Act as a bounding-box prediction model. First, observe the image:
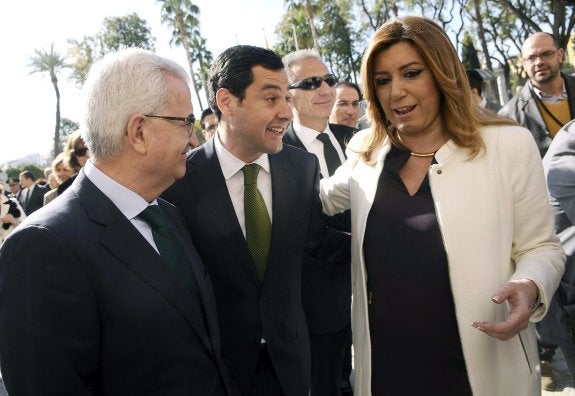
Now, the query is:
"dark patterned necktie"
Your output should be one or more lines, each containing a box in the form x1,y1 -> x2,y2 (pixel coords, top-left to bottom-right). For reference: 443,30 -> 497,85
243,164 -> 271,282
138,205 -> 197,292
316,133 -> 341,176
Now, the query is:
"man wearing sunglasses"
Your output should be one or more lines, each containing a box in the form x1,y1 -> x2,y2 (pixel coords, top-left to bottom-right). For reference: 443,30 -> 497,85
499,32 -> 575,158
0,49 -> 233,395
282,49 -> 355,396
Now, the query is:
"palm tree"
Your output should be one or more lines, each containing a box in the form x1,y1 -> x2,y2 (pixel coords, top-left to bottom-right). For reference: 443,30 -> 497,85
158,0 -> 205,110
29,44 -> 69,157
286,0 -> 320,51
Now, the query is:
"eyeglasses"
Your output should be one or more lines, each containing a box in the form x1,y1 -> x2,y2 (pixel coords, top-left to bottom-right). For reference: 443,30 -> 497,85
522,50 -> 558,64
74,147 -> 89,157
144,114 -> 196,137
289,74 -> 338,90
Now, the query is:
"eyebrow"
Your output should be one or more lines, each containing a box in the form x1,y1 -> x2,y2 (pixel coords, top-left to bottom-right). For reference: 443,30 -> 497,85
374,61 -> 424,75
259,83 -> 283,92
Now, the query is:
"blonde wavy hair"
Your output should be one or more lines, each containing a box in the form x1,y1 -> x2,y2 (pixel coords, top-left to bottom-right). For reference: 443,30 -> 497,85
359,16 -> 515,163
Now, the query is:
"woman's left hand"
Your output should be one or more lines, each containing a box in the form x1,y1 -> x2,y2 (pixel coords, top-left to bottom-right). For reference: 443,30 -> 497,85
471,279 -> 539,341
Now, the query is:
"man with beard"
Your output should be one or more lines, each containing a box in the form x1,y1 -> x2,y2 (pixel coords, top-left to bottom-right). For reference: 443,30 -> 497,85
499,32 -> 575,391
499,32 -> 575,158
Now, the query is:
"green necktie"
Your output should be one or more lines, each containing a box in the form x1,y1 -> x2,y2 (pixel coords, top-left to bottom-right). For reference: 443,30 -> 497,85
316,133 -> 341,176
243,164 -> 271,282
138,205 -> 197,293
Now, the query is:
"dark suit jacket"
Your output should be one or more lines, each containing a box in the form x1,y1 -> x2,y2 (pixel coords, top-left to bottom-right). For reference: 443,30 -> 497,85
0,171 -> 232,396
23,183 -> 49,215
162,141 -> 324,396
283,123 -> 354,334
499,72 -> 575,157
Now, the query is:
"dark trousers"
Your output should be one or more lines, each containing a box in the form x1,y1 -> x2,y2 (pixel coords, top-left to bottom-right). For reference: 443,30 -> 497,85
539,297 -> 575,380
537,322 -> 558,362
309,324 -> 351,396
248,345 -> 285,396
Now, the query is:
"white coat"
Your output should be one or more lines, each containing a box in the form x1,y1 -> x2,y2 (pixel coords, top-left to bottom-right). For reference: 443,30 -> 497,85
320,125 -> 565,396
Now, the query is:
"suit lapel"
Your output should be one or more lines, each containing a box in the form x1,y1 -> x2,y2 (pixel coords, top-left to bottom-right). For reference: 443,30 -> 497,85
73,173 -> 212,352
267,150 -> 296,264
187,141 -> 261,286
329,123 -> 355,156
284,123 -> 306,151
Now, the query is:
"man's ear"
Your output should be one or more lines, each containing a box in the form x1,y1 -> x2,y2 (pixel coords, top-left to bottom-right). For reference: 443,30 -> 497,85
216,88 -> 234,117
126,113 -> 148,154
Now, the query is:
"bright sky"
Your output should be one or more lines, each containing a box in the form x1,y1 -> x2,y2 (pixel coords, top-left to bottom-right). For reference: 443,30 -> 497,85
0,0 -> 285,163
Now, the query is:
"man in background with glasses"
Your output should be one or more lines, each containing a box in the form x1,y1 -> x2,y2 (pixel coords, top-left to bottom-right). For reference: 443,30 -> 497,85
500,32 -> 575,391
282,49 -> 355,396
200,107 -> 218,143
0,48 -> 233,395
499,32 -> 575,158
329,82 -> 363,129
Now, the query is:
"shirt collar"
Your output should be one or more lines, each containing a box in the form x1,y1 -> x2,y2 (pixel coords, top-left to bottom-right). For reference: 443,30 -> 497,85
83,159 -> 154,220
214,131 -> 270,180
530,79 -> 568,100
292,121 -> 331,145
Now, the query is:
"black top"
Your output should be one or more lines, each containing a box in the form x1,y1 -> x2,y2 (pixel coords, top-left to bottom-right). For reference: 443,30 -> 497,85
363,147 -> 472,395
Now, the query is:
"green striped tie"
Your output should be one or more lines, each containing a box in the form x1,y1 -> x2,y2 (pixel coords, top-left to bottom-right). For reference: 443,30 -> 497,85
243,164 -> 271,282
138,205 -> 197,293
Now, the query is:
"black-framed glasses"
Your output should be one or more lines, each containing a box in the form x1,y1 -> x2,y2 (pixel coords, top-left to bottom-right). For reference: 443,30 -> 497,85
74,147 -> 89,157
144,114 -> 196,137
289,74 -> 338,90
523,50 -> 558,64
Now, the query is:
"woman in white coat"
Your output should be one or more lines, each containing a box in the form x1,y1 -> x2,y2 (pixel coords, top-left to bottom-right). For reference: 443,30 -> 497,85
320,16 -> 565,395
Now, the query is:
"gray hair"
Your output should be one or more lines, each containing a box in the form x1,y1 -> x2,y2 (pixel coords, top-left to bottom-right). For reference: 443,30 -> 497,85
282,48 -> 322,83
80,48 -> 190,161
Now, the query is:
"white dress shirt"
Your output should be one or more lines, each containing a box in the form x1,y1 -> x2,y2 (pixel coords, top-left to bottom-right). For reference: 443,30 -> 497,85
291,121 -> 345,178
214,132 -> 273,237
83,160 -> 161,252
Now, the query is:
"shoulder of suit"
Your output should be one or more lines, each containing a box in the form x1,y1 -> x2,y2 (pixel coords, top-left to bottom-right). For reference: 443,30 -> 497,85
329,123 -> 357,134
480,124 -> 540,157
279,142 -> 316,160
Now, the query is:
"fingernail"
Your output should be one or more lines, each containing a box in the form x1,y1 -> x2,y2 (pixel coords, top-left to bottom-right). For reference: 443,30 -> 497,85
491,295 -> 500,303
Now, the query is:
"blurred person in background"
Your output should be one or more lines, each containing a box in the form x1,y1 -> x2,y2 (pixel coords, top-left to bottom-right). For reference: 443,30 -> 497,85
43,153 -> 74,205
329,82 -> 362,130
0,184 -> 25,244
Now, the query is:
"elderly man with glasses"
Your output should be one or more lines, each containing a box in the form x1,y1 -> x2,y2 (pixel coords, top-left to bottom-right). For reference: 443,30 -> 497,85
0,48 -> 233,395
499,32 -> 575,158
282,48 -> 355,396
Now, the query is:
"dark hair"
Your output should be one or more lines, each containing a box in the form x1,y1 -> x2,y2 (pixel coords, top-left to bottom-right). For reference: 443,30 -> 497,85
466,69 -> 483,96
334,81 -> 362,100
19,170 -> 35,181
200,108 -> 214,129
208,45 -> 284,118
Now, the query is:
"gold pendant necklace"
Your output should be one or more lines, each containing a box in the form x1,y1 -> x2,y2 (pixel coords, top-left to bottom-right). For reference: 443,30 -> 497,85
410,151 -> 436,157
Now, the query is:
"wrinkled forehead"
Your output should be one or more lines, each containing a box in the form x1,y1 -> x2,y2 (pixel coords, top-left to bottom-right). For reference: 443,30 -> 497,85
522,35 -> 556,56
290,58 -> 330,81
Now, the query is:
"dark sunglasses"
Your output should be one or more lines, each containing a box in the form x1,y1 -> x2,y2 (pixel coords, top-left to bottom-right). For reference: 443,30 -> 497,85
74,147 -> 89,157
289,74 -> 338,90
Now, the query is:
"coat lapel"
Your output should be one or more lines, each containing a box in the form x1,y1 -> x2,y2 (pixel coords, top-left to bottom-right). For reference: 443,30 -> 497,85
267,150 -> 296,264
73,173 -> 212,352
187,141 -> 261,286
